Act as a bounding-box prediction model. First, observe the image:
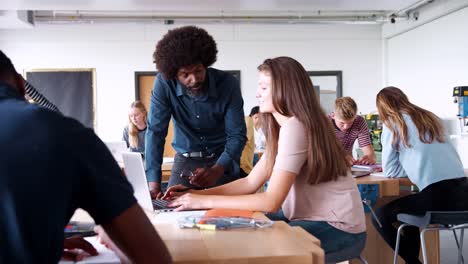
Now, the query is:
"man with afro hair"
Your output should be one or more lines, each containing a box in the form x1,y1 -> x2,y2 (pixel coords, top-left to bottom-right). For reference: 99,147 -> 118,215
146,26 -> 247,198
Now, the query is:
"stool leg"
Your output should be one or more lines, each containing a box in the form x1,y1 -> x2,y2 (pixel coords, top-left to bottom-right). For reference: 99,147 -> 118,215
460,229 -> 464,264
394,224 -> 409,264
452,229 -> 465,264
421,229 -> 429,264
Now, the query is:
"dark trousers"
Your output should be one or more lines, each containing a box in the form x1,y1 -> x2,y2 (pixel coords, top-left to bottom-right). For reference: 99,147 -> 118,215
167,153 -> 240,188
372,177 -> 468,264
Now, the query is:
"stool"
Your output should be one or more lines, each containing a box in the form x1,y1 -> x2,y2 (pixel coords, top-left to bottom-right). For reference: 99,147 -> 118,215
394,211 -> 468,264
325,235 -> 368,264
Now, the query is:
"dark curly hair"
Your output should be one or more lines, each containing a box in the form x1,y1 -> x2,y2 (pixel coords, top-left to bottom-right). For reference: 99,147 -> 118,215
153,26 -> 218,80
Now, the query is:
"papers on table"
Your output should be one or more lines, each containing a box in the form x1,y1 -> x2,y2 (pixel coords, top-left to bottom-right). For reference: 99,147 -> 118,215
59,236 -> 120,264
152,210 -> 206,224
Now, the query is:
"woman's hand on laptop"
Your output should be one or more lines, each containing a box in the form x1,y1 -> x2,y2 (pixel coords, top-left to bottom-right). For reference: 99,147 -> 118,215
162,184 -> 191,200
168,193 -> 208,211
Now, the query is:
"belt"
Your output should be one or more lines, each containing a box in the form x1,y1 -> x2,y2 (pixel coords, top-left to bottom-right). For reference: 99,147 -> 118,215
181,151 -> 216,158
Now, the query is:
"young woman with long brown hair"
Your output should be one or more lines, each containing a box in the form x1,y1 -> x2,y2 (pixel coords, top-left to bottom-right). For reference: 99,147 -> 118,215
374,87 -> 468,264
164,57 -> 366,259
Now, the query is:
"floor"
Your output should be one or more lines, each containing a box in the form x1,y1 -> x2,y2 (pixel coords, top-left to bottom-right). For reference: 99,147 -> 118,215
440,230 -> 467,264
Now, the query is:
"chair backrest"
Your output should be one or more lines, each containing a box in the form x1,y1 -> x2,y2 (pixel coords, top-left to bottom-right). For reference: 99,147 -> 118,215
428,211 -> 468,226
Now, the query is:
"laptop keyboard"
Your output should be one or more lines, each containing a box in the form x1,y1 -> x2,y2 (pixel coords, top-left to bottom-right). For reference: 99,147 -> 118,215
152,199 -> 174,211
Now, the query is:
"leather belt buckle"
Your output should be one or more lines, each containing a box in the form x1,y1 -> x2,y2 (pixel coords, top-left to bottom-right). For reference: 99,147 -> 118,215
182,151 -> 216,158
182,151 -> 204,158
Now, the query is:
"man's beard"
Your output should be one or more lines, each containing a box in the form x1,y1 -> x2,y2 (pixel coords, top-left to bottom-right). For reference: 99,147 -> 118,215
185,83 -> 205,97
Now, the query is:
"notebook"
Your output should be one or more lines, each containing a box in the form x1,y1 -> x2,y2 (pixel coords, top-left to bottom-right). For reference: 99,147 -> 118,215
352,163 -> 382,172
351,169 -> 371,178
122,152 -> 175,212
104,141 -> 127,164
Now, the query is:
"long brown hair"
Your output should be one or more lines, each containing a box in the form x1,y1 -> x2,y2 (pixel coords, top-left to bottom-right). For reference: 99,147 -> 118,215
376,86 -> 444,149
128,100 -> 147,148
258,57 -> 349,184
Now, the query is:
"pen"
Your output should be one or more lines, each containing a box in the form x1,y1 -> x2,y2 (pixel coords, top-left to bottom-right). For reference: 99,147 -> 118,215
195,224 -> 217,230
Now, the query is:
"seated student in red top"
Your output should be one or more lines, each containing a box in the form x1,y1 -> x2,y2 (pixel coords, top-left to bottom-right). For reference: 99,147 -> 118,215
328,96 -> 376,165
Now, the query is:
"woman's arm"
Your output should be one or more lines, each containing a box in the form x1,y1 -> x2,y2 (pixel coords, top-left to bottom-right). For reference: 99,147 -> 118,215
381,125 -> 407,177
163,156 -> 269,199
169,164 -> 297,213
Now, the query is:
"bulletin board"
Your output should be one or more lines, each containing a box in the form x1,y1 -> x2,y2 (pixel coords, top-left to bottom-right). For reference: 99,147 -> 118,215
25,69 -> 96,128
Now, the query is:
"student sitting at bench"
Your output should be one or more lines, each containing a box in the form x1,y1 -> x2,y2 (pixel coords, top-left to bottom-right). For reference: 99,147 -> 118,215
164,56 -> 366,259
0,50 -> 172,264
374,86 -> 468,264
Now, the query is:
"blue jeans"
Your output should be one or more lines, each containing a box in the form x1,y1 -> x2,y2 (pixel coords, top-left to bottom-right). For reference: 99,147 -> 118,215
266,210 -> 366,255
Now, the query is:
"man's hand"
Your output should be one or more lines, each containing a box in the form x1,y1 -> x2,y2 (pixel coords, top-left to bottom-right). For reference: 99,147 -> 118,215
355,154 -> 376,165
94,226 -> 131,264
62,237 -> 98,261
148,182 -> 163,199
189,164 -> 225,187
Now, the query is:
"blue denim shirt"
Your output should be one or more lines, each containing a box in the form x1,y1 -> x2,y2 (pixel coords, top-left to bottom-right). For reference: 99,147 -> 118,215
145,68 -> 247,183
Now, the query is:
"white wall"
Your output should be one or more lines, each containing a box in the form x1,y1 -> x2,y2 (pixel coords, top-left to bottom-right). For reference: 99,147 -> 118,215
0,23 -> 382,140
383,5 -> 468,120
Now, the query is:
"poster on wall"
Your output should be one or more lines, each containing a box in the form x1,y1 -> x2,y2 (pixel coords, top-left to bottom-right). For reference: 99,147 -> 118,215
25,69 -> 96,128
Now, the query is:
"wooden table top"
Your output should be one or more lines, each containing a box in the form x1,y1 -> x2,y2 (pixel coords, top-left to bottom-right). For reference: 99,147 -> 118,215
355,175 -> 413,197
72,210 -> 325,264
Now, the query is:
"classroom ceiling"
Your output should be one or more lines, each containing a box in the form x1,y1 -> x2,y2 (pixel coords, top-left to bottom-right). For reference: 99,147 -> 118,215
3,0 -> 427,11
1,0 -> 434,26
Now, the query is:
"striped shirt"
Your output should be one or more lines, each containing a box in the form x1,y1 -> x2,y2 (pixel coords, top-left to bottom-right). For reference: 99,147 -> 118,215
328,114 -> 371,153
25,81 -> 61,113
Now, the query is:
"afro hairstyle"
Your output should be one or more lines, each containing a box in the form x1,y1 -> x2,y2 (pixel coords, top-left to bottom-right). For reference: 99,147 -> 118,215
153,26 -> 218,80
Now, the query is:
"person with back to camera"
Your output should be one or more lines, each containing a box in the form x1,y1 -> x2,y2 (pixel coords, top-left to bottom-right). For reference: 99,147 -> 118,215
163,56 -> 367,261
145,25 -> 246,198
328,96 -> 376,165
373,86 -> 468,264
0,50 -> 172,264
122,100 -> 147,156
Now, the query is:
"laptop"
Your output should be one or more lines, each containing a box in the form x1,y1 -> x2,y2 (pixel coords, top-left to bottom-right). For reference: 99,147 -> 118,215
122,152 -> 175,212
105,141 -> 127,164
